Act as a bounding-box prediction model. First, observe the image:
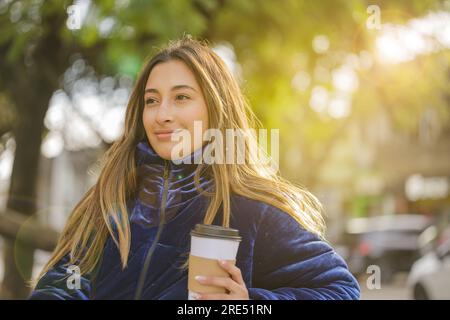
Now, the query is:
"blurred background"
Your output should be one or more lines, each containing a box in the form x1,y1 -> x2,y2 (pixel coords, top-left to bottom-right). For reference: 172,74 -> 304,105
0,0 -> 450,300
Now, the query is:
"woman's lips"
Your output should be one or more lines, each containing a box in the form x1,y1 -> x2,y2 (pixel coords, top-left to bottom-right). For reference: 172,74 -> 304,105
154,129 -> 181,140
155,132 -> 173,140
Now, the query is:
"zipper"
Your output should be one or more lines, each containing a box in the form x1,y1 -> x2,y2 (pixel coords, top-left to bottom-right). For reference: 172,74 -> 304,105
134,160 -> 170,300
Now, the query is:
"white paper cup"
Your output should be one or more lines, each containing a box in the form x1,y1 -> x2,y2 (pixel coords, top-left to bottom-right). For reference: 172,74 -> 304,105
188,224 -> 242,300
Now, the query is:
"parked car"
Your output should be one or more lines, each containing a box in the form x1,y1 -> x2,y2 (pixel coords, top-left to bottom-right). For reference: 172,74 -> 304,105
343,214 -> 431,283
407,228 -> 450,299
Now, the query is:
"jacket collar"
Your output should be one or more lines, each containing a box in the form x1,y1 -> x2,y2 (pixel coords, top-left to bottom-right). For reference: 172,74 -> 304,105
132,139 -> 213,228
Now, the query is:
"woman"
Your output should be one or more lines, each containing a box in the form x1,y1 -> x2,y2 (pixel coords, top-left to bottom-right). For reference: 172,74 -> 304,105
30,36 -> 360,300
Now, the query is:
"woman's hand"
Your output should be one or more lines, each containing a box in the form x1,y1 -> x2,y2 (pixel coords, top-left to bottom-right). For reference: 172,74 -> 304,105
192,260 -> 249,300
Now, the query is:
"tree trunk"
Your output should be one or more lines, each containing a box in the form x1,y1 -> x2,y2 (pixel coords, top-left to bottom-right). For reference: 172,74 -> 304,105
0,82 -> 50,298
1,59 -> 54,299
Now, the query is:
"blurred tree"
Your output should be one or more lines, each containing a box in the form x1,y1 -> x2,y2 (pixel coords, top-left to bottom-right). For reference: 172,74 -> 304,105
208,0 -> 450,188
0,1 -> 70,299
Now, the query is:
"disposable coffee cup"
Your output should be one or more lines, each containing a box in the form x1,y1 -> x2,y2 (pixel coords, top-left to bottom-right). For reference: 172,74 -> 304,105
188,223 -> 242,300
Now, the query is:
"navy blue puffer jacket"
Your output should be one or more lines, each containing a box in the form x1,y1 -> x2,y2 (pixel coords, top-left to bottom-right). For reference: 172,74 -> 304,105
30,140 -> 360,300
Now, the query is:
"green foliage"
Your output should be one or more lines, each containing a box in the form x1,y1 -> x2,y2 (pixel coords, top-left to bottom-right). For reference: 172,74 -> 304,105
0,0 -> 448,187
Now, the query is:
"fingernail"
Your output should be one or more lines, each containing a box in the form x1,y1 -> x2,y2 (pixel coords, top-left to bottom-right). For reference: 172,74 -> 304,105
192,293 -> 202,300
191,292 -> 201,300
195,275 -> 206,282
220,260 -> 227,265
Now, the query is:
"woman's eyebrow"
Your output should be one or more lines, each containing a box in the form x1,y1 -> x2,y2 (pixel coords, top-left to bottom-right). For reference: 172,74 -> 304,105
172,84 -> 197,92
144,85 -> 197,94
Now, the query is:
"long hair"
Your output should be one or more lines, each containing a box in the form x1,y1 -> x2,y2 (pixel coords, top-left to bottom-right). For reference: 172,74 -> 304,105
33,36 -> 325,285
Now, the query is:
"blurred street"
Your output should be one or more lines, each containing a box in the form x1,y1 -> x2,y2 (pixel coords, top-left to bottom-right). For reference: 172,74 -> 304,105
359,273 -> 410,300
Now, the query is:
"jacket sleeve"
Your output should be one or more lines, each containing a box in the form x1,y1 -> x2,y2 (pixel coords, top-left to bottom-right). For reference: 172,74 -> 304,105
29,254 -> 91,300
248,206 -> 360,300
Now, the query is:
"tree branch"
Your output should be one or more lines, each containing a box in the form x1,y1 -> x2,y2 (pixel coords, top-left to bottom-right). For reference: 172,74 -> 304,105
0,209 -> 59,252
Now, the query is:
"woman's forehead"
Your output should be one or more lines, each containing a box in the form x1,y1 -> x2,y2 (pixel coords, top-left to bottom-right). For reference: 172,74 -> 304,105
145,60 -> 199,91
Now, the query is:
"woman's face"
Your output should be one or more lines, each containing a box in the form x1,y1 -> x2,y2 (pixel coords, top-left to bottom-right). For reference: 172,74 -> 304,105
143,59 -> 209,160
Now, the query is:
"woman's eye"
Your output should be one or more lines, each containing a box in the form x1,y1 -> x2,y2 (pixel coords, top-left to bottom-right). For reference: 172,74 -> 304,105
176,94 -> 190,101
145,98 -> 157,105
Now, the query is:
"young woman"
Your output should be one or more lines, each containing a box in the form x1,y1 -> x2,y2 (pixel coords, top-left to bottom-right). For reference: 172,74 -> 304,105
30,37 -> 360,300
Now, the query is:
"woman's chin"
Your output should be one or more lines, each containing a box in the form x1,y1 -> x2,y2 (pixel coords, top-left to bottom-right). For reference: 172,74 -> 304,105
153,146 -> 184,161
150,141 -> 198,162
154,148 -> 173,160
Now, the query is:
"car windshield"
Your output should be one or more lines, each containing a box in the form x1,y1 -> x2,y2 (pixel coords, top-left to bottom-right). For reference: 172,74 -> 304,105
361,230 -> 422,250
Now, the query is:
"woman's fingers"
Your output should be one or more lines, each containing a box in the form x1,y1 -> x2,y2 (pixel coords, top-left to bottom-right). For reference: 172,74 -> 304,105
195,292 -> 239,300
195,275 -> 240,293
193,261 -> 249,300
217,259 -> 245,285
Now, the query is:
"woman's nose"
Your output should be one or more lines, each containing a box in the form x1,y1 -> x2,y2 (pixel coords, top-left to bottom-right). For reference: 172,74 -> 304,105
155,99 -> 175,124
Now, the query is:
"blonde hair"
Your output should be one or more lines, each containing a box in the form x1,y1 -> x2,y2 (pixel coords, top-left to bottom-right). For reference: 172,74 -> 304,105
33,36 -> 325,287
